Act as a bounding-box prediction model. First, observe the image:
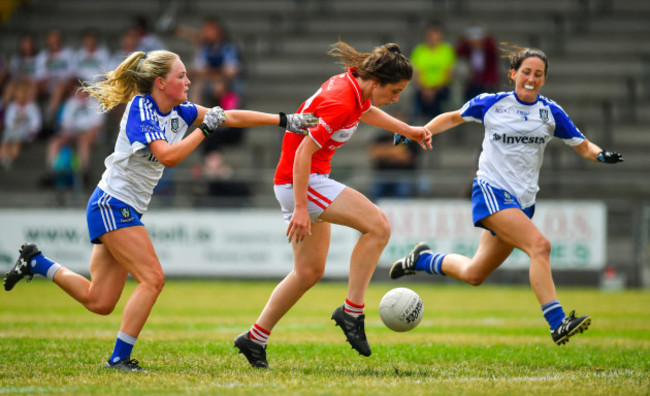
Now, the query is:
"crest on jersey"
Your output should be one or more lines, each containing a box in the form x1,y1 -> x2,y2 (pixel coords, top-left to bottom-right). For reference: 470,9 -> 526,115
120,207 -> 131,219
171,117 -> 179,133
539,109 -> 549,122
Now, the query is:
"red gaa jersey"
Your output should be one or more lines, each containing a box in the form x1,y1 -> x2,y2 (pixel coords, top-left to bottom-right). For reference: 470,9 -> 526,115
273,68 -> 371,184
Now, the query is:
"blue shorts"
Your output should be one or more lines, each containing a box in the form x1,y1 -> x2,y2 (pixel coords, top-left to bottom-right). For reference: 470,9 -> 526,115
471,178 -> 534,233
87,187 -> 144,244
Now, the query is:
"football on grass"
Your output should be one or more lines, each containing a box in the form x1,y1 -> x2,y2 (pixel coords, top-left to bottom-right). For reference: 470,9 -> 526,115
379,287 -> 424,332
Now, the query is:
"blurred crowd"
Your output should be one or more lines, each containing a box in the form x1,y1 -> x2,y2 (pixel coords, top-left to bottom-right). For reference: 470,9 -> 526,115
0,16 -> 246,202
1,16 -> 501,204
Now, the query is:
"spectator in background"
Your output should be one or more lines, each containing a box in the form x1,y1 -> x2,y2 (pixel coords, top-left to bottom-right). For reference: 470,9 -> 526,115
1,80 -> 41,169
0,54 -> 8,104
34,29 -> 76,130
410,21 -> 456,123
201,75 -> 245,151
100,29 -> 143,144
176,17 -> 242,105
198,150 -> 251,205
3,34 -> 39,109
455,25 -> 500,102
75,29 -> 111,83
45,82 -> 105,184
0,54 -> 8,130
132,15 -> 165,52
368,113 -> 419,201
109,29 -> 139,71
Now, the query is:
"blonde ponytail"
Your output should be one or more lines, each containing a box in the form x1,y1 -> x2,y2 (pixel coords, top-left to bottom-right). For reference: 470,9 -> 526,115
81,50 -> 179,112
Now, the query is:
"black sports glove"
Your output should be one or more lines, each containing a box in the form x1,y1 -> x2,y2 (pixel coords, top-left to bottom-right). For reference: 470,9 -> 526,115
597,151 -> 623,164
393,133 -> 412,146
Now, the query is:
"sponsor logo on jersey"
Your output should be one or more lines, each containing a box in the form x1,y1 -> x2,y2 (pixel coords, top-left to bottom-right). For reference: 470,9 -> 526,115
319,118 -> 333,134
516,109 -> 530,121
539,109 -> 549,122
331,124 -> 358,143
495,106 -> 510,114
492,133 -> 546,145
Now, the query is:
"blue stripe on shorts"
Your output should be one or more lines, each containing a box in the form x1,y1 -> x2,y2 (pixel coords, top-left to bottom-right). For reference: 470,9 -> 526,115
86,187 -> 143,244
471,178 -> 534,232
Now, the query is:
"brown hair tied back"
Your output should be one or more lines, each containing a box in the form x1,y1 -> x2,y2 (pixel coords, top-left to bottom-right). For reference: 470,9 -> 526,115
328,41 -> 413,85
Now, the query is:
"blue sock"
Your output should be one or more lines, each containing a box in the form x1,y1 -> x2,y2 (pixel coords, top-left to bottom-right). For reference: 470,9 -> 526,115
29,253 -> 62,280
541,300 -> 565,330
108,331 -> 137,364
414,253 -> 447,276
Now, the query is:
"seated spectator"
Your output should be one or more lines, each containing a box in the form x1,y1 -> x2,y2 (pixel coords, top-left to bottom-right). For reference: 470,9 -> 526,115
132,15 -> 165,52
200,151 -> 250,206
108,29 -> 139,71
455,25 -> 500,102
1,80 -> 41,169
0,54 -> 8,104
368,115 -> 419,201
0,53 -> 7,130
410,21 -> 456,123
176,17 -> 242,104
34,29 -> 77,130
45,82 -> 105,184
3,34 -> 39,109
201,75 -> 245,151
75,29 -> 111,83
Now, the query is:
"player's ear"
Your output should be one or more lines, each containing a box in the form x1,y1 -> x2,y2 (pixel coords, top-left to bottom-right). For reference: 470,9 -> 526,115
154,76 -> 166,91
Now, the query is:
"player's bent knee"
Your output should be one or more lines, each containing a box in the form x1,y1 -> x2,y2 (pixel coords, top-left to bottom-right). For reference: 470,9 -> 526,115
370,210 -> 392,246
465,276 -> 486,287
530,236 -> 552,259
138,268 -> 166,295
463,269 -> 488,286
87,300 -> 118,315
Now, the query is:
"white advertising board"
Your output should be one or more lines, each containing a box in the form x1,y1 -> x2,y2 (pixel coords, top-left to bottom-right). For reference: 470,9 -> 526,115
0,200 -> 606,279
0,209 -> 359,278
380,199 -> 607,270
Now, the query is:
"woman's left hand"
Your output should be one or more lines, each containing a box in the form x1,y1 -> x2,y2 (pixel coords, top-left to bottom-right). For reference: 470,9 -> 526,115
403,126 -> 433,150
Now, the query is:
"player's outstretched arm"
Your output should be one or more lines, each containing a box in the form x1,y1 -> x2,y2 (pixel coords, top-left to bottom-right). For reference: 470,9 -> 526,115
394,110 -> 464,146
361,107 -> 432,149
195,105 -> 318,134
572,139 -> 623,163
424,110 -> 465,136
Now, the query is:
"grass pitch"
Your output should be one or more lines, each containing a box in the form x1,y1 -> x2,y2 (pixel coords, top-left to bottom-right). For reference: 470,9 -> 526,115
1,279 -> 648,395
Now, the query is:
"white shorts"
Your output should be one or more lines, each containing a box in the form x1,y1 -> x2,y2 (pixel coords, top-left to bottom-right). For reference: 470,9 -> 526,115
274,173 -> 346,223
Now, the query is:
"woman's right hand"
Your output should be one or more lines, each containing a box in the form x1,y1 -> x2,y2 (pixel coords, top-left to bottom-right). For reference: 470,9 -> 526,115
287,207 -> 311,244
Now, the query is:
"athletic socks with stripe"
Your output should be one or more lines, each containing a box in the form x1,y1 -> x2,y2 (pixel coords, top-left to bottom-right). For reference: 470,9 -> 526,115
29,253 -> 62,281
344,299 -> 364,318
108,331 -> 137,364
541,300 -> 565,330
415,253 -> 447,276
249,323 -> 271,347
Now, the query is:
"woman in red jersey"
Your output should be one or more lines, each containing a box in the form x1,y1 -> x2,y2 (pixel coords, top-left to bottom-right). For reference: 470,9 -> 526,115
235,41 -> 433,368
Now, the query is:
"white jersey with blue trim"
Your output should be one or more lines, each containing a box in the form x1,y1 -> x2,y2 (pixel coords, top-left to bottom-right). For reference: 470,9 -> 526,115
98,94 -> 198,213
460,91 -> 585,208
